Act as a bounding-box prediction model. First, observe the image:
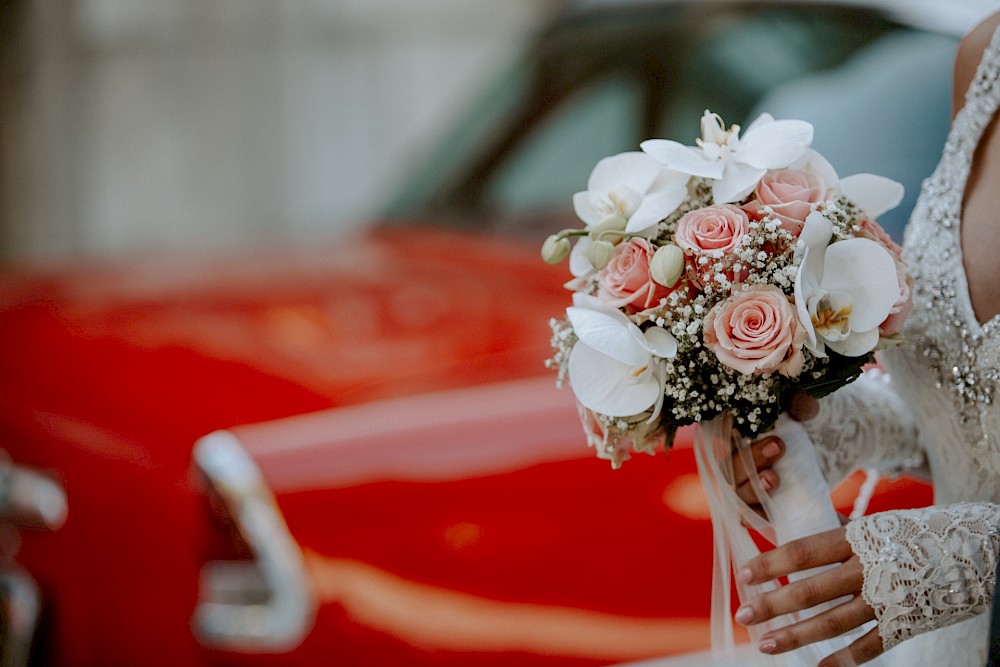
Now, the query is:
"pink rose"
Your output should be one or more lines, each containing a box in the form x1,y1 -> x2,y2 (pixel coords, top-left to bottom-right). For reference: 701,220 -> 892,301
675,204 -> 750,256
704,285 -> 805,377
744,169 -> 826,235
879,260 -> 913,336
598,237 -> 674,313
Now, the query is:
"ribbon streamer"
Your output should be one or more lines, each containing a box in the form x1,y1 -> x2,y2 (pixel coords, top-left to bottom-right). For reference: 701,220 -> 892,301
693,414 -> 883,667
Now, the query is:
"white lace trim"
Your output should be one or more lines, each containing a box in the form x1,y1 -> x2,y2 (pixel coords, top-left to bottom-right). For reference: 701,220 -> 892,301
846,503 -> 1000,651
800,369 -> 924,487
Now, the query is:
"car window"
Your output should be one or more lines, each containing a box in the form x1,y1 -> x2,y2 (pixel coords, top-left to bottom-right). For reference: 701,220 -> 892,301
388,3 -> 958,244
484,75 -> 639,215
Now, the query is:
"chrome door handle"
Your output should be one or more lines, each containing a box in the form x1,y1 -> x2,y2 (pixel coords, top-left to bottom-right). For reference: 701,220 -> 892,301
192,431 -> 315,651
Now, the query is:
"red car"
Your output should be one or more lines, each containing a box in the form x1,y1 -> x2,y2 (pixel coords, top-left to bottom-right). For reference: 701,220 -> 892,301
0,2 -> 951,665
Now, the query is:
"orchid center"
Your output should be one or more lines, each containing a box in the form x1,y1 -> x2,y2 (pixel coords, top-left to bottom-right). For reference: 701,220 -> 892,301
696,112 -> 740,155
810,292 -> 853,340
628,363 -> 652,385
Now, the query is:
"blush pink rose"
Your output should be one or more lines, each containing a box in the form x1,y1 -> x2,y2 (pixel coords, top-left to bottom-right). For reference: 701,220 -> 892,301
675,204 -> 750,256
744,169 -> 826,235
879,260 -> 913,336
704,285 -> 805,377
598,237 -> 674,313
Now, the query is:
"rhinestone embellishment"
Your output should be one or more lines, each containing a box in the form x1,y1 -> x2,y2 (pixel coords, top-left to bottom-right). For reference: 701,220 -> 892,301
906,58 -> 1000,460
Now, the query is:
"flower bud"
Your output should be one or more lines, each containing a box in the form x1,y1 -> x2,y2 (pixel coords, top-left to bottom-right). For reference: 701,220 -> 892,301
588,239 -> 615,270
541,234 -> 571,264
589,213 -> 627,242
650,244 -> 685,287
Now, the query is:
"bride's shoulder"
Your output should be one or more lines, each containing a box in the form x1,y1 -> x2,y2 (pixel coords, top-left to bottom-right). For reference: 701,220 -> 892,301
953,11 -> 1000,117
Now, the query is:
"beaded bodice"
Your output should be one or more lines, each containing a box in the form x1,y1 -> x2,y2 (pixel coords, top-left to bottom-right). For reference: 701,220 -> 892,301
798,25 -> 1000,665
886,24 -> 1000,499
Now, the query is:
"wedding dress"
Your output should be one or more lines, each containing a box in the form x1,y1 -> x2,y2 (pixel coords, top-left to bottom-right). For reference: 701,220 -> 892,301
800,24 -> 1000,667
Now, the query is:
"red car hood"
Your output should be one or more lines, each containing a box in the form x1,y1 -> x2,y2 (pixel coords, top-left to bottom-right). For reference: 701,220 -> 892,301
0,225 -> 572,423
0,225 -> 575,665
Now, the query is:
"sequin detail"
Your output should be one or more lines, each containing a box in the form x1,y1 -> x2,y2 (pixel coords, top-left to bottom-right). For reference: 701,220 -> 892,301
904,24 -> 1000,472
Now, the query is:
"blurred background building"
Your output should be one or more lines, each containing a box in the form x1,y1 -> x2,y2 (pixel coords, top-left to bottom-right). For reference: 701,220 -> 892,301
0,0 -> 560,260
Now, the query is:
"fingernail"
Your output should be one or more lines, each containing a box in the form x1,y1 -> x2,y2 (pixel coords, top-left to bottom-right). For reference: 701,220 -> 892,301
736,567 -> 753,584
734,606 -> 753,625
760,476 -> 772,492
759,638 -> 777,654
762,440 -> 781,459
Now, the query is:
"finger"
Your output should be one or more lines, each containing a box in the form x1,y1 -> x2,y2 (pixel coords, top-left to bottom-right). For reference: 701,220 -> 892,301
817,626 -> 885,667
735,557 -> 864,625
753,596 -> 874,655
736,469 -> 779,506
787,391 -> 820,422
757,596 -> 875,655
732,437 -> 785,487
738,527 -> 853,584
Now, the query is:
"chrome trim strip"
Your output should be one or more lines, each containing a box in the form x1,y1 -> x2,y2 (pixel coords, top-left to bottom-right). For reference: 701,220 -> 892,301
192,431 -> 315,652
0,567 -> 41,667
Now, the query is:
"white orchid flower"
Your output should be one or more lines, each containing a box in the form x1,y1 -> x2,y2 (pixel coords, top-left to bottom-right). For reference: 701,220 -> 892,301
790,148 -> 905,220
641,110 -> 813,205
569,152 -> 689,277
793,211 -> 899,357
838,173 -> 905,220
566,293 -> 677,418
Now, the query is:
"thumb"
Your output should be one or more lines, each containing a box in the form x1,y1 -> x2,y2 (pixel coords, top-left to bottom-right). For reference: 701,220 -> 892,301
787,391 -> 820,422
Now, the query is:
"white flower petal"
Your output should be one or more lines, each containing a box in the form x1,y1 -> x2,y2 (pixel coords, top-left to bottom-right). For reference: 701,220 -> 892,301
572,291 -> 624,316
822,238 -> 899,330
572,191 -> 603,226
742,112 -> 775,134
826,327 -> 880,357
588,152 -> 661,196
614,184 -> 643,219
790,148 -> 840,190
641,326 -> 678,358
641,139 -> 724,179
712,162 -> 765,204
793,247 -> 820,351
839,174 -> 905,219
566,306 -> 649,367
738,119 -> 813,169
567,343 -> 661,417
799,212 -> 834,257
569,237 -> 594,277
626,184 -> 687,233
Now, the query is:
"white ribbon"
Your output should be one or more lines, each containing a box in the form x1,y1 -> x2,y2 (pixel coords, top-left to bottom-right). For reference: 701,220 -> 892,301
693,413 -> 883,667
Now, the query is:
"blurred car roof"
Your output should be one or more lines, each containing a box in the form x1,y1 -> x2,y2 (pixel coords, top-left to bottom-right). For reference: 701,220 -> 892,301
387,0 -> 975,241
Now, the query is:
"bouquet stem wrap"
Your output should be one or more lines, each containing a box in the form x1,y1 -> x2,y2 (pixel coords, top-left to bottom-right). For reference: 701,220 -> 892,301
693,413 -> 882,666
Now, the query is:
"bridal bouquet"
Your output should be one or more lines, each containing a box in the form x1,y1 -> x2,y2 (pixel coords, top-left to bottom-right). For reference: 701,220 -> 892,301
543,110 -> 910,467
542,111 -> 910,665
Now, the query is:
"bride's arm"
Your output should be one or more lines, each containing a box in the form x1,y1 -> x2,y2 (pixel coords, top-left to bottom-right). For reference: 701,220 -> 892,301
846,502 -> 1000,652
798,364 -> 926,487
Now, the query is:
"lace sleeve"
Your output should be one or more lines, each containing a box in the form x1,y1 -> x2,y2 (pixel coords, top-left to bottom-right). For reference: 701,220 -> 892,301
846,503 -> 1000,651
800,368 -> 925,487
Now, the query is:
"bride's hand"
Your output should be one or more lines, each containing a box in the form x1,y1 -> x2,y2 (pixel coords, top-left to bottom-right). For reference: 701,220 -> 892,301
734,526 -> 883,667
731,391 -> 819,508
732,436 -> 784,508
